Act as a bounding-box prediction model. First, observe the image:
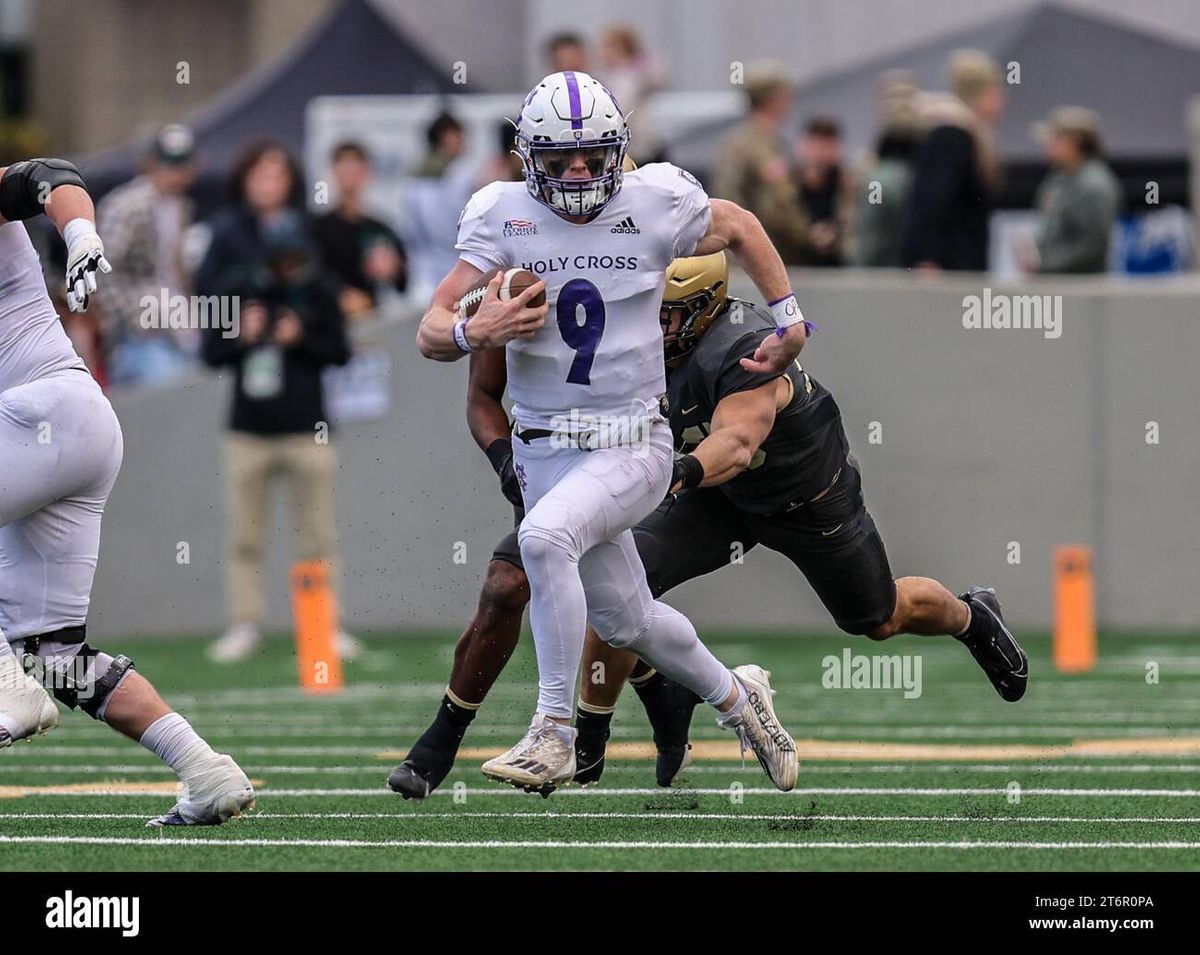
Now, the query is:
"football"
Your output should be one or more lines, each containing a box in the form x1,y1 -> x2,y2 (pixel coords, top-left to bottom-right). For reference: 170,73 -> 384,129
458,267 -> 545,317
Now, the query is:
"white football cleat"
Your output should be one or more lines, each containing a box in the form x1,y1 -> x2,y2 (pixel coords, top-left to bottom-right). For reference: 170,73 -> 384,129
146,752 -> 255,826
718,664 -> 798,792
206,623 -> 262,664
336,630 -> 363,661
481,713 -> 576,792
0,650 -> 59,748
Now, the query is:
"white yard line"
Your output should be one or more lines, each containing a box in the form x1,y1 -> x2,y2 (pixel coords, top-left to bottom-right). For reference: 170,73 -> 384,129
8,763 -> 1200,777
10,785 -> 1200,798
1,834 -> 1197,850
2,811 -> 1200,823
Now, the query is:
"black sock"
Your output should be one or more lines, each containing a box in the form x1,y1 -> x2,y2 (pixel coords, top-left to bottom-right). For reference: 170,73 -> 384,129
631,669 -> 667,707
407,695 -> 476,771
575,707 -> 613,746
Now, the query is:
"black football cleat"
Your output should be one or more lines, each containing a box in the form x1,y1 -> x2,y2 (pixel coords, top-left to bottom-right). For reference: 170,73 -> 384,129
639,676 -> 702,786
388,737 -> 458,800
957,586 -> 1029,702
388,759 -> 441,800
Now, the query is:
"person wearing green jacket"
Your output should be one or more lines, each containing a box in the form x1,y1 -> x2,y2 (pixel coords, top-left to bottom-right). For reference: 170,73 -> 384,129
1030,107 -> 1122,274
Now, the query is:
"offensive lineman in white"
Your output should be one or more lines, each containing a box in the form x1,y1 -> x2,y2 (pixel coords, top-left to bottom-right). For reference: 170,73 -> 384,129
418,73 -> 810,791
0,159 -> 254,825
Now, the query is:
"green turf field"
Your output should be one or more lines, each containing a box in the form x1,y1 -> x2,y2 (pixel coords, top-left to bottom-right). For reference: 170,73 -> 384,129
1,629 -> 1198,871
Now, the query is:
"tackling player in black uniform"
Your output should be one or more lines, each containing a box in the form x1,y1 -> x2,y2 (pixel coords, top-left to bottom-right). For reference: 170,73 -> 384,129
388,252 -> 1028,798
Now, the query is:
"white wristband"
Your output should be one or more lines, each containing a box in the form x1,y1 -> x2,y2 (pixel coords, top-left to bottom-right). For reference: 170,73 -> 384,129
768,293 -> 804,329
453,317 -> 474,353
62,217 -> 97,251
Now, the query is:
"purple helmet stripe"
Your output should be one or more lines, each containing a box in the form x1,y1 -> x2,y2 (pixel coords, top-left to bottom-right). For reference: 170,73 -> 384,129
562,71 -> 584,130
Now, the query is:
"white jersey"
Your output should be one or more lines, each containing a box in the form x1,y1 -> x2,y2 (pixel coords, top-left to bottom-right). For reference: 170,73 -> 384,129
0,221 -> 84,391
456,163 -> 711,431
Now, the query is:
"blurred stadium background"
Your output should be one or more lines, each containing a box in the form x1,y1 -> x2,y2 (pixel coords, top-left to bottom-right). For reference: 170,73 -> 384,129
1,0 -> 1193,636
1,0 -> 1199,871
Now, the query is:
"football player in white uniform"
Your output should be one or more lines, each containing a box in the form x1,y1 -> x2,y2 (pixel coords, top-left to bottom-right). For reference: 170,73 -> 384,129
417,73 -> 809,792
0,159 -> 254,826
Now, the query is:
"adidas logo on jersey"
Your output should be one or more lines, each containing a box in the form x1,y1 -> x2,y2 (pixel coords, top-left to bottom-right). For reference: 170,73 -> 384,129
611,216 -> 641,234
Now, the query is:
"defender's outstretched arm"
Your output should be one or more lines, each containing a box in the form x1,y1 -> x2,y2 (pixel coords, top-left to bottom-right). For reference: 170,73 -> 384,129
674,380 -> 780,491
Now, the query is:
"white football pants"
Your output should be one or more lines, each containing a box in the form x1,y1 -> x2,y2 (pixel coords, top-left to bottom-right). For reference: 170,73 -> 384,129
514,417 -> 734,719
0,369 -> 123,642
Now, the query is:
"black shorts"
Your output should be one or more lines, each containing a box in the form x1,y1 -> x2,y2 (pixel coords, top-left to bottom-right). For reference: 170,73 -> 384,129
490,458 -> 896,636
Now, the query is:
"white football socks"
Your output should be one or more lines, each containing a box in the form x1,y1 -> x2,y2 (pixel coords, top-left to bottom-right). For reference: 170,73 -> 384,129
139,712 -> 217,780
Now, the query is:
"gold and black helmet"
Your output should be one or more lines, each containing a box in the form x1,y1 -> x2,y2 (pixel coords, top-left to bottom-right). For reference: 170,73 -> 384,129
661,251 -> 729,366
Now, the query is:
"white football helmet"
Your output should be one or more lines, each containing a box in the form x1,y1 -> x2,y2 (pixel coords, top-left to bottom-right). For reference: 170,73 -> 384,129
514,71 -> 630,217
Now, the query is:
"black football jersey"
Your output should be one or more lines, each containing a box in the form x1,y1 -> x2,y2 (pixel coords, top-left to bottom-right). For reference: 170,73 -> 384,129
664,299 -> 847,515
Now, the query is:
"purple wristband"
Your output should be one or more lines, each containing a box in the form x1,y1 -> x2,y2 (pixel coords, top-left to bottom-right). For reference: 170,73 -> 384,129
775,320 -> 816,339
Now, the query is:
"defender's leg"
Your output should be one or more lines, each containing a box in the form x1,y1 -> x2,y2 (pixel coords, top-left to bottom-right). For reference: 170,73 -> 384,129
389,546 -> 530,799
756,461 -> 1029,702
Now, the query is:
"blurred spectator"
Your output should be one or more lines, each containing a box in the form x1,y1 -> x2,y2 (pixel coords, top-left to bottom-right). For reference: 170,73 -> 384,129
196,141 -> 355,664
711,64 -> 809,265
97,123 -> 199,386
312,140 -> 408,319
478,120 -> 524,186
794,116 -> 852,266
406,110 -> 475,297
599,24 -> 666,164
1026,107 -> 1121,274
901,50 -> 1005,272
854,73 -> 923,267
546,32 -> 589,73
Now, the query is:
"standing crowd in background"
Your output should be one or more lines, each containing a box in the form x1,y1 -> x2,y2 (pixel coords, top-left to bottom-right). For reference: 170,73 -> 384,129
79,30 -> 1128,394
713,48 -> 1123,275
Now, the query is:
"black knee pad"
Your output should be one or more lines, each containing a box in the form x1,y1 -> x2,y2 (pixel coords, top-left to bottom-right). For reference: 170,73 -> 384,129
78,651 -> 136,719
836,611 -> 894,639
22,628 -> 135,719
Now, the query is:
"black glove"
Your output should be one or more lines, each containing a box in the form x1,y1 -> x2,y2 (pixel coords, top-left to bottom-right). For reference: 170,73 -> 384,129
485,438 -> 524,508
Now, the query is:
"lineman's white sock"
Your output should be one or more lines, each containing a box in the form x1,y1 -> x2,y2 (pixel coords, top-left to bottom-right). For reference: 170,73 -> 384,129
140,712 -> 216,779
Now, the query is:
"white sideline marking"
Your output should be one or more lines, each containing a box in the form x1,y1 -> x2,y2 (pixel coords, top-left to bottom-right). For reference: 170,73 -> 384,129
256,786 -> 1200,797
44,725 -> 1198,741
11,786 -> 1200,798
3,811 -> 1200,824
8,748 -> 1200,773
4,765 -> 384,775
9,762 -> 1200,778
1,834 -> 1197,851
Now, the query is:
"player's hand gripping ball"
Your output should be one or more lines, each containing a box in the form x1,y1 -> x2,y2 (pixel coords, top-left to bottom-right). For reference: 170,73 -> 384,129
458,267 -> 548,349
